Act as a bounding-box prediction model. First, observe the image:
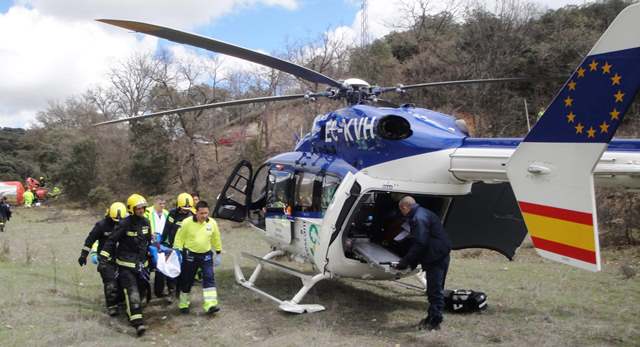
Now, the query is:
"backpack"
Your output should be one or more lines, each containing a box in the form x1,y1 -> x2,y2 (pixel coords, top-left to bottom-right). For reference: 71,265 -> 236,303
444,289 -> 488,313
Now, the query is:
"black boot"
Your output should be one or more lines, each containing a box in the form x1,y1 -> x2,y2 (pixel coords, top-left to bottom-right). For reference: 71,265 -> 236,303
136,325 -> 147,337
427,316 -> 442,331
419,315 -> 432,327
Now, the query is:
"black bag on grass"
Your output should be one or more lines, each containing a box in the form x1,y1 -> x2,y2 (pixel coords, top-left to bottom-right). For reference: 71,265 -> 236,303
444,289 -> 487,313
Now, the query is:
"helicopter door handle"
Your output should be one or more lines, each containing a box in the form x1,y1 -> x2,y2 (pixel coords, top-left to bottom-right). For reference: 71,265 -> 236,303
527,163 -> 551,175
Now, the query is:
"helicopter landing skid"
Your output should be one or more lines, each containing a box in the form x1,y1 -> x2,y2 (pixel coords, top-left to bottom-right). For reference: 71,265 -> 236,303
234,250 -> 328,314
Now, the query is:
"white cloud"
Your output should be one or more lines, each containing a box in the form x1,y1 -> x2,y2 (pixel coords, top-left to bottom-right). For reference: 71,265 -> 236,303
0,0 -> 299,128
18,0 -> 298,29
0,6 -> 158,128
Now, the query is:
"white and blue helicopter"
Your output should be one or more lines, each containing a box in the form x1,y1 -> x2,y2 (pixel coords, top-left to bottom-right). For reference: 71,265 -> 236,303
97,3 -> 640,314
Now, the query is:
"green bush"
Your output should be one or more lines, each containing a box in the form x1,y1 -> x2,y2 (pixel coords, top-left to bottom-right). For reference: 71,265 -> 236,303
87,186 -> 113,207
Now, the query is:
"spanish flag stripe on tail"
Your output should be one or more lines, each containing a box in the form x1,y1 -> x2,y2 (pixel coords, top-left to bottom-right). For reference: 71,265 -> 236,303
521,213 -> 595,250
529,236 -> 597,264
518,201 -> 592,225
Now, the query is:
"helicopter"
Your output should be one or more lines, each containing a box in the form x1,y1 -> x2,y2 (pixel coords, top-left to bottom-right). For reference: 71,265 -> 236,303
96,3 -> 640,314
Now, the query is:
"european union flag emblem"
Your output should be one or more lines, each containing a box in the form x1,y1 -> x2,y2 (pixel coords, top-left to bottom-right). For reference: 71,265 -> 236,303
526,47 -> 640,143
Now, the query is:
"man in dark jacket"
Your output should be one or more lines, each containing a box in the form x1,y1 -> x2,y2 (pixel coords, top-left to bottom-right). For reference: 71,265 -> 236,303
78,202 -> 127,316
394,196 -> 451,331
154,192 -> 194,300
0,196 -> 11,232
101,194 -> 152,337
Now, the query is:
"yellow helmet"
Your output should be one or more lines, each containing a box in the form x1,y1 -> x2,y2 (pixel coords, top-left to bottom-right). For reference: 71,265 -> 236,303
177,192 -> 194,210
106,202 -> 128,221
126,193 -> 148,213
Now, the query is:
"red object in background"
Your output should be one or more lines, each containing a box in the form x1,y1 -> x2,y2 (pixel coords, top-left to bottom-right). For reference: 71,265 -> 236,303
217,130 -> 246,146
24,177 -> 48,200
0,181 -> 25,205
26,177 -> 40,191
35,188 -> 48,200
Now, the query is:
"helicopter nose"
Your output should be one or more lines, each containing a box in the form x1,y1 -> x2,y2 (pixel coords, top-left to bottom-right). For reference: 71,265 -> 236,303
376,115 -> 413,140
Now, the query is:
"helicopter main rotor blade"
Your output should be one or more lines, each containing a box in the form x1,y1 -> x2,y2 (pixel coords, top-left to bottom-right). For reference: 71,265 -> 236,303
93,93 -> 320,126
97,19 -> 343,89
376,77 -> 532,94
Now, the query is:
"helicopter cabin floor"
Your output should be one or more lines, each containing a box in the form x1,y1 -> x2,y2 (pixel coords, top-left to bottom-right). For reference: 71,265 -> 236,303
0,206 -> 638,346
344,191 -> 449,267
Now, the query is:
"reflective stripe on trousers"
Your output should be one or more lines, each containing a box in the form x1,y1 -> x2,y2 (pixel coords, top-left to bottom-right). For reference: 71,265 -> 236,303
203,287 -> 218,311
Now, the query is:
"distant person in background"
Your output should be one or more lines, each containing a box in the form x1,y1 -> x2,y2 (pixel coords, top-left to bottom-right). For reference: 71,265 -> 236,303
0,196 -> 11,232
191,193 -> 200,214
23,189 -> 35,208
145,198 -> 168,242
191,193 -> 200,205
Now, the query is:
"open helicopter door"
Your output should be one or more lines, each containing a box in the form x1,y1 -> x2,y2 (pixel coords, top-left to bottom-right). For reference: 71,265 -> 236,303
214,160 -> 252,222
316,172 -> 361,272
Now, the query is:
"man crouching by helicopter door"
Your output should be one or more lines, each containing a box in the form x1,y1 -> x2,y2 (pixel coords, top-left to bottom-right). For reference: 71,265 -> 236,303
174,200 -> 222,315
392,196 -> 451,331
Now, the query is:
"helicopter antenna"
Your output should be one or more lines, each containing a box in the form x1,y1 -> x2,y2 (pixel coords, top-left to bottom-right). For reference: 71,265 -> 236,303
361,0 -> 370,47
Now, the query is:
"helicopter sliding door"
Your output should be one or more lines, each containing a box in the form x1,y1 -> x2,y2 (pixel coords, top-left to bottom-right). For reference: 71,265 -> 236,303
213,160 -> 253,222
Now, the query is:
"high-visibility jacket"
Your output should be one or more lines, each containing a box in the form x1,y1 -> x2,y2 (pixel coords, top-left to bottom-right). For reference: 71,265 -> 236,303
144,207 -> 169,238
24,191 -> 34,206
174,216 -> 222,254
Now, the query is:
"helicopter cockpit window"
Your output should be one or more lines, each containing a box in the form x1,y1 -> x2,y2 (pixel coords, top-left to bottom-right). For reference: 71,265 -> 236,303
266,170 -> 292,210
251,164 -> 269,205
321,175 -> 341,212
294,172 -> 320,212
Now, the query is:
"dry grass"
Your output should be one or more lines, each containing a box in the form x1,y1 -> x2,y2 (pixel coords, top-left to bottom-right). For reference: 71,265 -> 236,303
0,207 -> 638,346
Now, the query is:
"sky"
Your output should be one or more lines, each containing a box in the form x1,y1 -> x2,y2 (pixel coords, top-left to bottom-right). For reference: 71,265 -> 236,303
0,0 -> 591,128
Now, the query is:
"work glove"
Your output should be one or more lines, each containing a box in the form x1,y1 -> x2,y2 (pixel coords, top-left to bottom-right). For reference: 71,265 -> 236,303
214,253 -> 222,267
78,250 -> 88,266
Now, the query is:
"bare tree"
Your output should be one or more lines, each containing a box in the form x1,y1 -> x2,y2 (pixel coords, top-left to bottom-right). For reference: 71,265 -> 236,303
109,53 -> 164,118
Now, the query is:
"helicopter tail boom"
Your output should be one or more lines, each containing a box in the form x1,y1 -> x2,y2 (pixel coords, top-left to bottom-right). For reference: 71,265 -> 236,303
506,3 -> 640,271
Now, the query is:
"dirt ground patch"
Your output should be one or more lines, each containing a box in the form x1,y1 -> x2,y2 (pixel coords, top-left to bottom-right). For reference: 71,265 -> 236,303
0,207 -> 639,346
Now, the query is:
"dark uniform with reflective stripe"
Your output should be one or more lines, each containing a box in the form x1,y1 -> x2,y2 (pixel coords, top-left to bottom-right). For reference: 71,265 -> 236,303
154,208 -> 192,298
80,217 -> 120,310
398,205 -> 452,327
0,200 -> 11,232
101,214 -> 152,327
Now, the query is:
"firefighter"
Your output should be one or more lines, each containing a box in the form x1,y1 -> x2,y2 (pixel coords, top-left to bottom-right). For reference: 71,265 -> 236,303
78,202 -> 127,316
101,194 -> 152,337
174,200 -> 222,315
154,192 -> 194,300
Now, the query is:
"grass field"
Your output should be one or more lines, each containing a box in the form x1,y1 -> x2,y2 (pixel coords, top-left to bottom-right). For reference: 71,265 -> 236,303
0,206 -> 638,346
